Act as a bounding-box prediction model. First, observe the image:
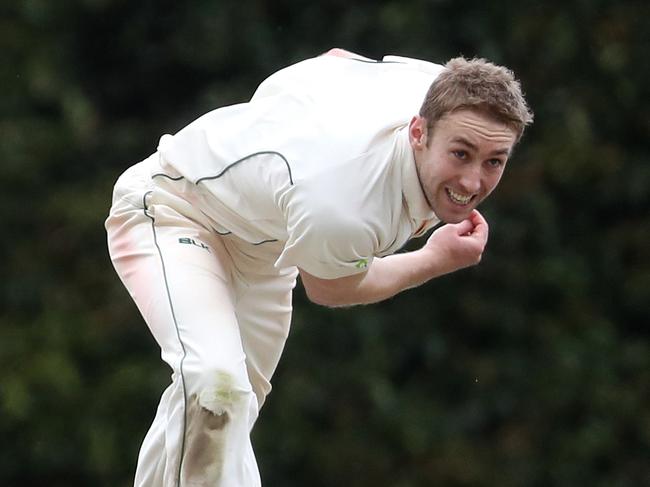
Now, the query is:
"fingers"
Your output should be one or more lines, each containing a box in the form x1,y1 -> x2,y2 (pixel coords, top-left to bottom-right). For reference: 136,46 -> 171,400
453,210 -> 489,244
454,218 -> 475,236
469,209 -> 487,228
468,210 -> 489,244
445,210 -> 490,243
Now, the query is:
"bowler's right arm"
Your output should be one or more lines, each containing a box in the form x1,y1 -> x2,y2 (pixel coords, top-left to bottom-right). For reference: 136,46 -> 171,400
300,210 -> 489,307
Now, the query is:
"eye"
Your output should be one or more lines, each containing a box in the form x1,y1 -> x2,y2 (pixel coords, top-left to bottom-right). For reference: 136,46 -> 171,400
486,158 -> 504,168
452,150 -> 467,160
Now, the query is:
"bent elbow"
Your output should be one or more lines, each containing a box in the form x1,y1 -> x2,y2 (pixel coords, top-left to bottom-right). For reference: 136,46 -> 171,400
304,285 -> 359,308
304,287 -> 342,308
299,267 -> 366,308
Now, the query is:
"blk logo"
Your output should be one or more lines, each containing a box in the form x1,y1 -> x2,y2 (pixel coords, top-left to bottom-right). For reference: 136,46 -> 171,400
178,237 -> 210,252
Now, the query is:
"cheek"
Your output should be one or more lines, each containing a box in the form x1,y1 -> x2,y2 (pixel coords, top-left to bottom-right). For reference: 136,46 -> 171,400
426,150 -> 449,174
438,157 -> 462,182
485,171 -> 504,193
417,152 -> 438,182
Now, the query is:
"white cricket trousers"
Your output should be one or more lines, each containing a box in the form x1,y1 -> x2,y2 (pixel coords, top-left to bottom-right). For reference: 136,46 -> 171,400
105,155 -> 297,487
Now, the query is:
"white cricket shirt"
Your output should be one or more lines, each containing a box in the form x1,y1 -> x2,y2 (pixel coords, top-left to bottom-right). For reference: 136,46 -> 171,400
153,54 -> 443,279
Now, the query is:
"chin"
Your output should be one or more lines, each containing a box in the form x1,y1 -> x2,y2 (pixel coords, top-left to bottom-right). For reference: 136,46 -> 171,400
440,215 -> 467,224
435,206 -> 473,224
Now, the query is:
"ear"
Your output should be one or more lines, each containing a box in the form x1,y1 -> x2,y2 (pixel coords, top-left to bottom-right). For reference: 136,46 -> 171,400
409,116 -> 428,150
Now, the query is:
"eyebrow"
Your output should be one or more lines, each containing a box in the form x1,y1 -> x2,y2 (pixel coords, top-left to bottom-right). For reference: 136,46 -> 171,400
450,137 -> 511,156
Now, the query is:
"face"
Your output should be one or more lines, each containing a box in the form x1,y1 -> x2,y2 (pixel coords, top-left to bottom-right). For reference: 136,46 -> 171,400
409,109 -> 517,223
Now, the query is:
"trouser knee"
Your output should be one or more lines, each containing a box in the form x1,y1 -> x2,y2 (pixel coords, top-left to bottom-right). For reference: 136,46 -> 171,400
189,367 -> 254,424
181,367 -> 256,483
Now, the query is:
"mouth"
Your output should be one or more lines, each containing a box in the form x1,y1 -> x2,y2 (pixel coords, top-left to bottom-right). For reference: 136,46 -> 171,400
445,187 -> 475,206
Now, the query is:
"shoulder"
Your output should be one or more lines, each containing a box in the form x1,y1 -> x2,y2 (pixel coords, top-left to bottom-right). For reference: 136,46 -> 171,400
381,55 -> 445,75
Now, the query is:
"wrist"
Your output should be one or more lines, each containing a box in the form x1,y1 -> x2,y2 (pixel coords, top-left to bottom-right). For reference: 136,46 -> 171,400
417,245 -> 456,279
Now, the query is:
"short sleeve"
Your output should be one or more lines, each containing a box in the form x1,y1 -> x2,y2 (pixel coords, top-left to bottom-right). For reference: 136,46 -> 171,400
274,192 -> 376,279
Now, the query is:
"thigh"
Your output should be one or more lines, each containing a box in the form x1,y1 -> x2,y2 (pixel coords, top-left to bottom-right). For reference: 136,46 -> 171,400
107,196 -> 248,389
232,267 -> 298,409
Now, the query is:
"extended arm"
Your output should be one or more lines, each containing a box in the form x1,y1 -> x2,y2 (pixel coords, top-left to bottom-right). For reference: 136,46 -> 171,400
300,210 -> 489,307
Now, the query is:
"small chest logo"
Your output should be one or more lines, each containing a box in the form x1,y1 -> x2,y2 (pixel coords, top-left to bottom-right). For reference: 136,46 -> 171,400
178,237 -> 210,252
355,258 -> 368,269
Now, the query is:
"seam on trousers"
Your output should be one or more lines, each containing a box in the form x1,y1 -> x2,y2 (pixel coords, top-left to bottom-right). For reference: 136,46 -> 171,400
144,191 -> 188,486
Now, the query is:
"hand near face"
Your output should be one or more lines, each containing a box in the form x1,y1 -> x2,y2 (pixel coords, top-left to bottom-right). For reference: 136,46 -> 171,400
423,209 -> 489,275
299,210 -> 490,307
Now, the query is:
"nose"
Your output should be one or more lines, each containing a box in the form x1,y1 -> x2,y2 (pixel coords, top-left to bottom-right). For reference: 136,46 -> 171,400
458,165 -> 481,194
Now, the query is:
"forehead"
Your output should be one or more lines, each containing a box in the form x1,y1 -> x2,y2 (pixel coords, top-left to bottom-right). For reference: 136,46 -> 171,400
433,109 -> 517,148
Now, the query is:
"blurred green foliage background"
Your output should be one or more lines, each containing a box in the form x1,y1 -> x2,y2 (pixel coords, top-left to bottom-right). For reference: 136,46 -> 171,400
1,0 -> 648,486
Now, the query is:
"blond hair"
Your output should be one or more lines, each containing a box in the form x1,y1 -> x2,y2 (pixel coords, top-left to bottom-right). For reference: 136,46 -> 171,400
420,57 -> 533,142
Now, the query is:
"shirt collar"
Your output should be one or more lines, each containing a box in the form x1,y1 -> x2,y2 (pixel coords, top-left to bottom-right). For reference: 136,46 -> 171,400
395,127 -> 438,223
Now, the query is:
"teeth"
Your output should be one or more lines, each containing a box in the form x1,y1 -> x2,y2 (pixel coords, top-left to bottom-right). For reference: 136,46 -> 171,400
447,188 -> 473,205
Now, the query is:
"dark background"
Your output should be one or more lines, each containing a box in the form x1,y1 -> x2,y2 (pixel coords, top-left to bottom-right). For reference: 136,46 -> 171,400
1,1 -> 648,486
